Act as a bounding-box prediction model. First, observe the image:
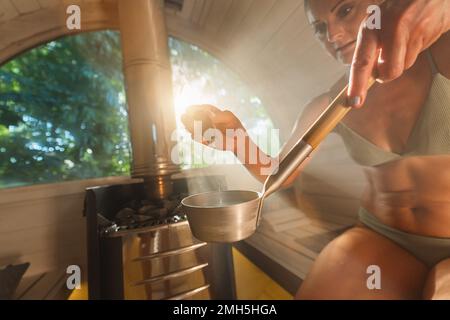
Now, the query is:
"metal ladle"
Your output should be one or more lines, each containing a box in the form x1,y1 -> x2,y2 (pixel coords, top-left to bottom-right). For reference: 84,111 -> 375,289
182,80 -> 375,243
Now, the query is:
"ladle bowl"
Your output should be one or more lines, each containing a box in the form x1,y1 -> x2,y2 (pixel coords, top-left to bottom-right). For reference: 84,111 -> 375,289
181,190 -> 261,242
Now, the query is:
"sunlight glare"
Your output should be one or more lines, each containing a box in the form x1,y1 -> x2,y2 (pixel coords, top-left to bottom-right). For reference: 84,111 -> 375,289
173,79 -> 218,129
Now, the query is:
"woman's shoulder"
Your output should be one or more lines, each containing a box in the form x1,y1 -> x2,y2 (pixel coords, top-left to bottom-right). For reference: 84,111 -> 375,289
304,93 -> 330,113
302,75 -> 347,118
292,75 -> 348,135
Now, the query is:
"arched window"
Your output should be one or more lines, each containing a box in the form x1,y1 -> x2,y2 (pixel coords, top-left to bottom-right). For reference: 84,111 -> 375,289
0,32 -> 276,188
0,31 -> 130,188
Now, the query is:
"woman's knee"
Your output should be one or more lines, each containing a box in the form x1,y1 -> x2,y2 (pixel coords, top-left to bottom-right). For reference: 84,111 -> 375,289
423,258 -> 450,300
296,227 -> 428,300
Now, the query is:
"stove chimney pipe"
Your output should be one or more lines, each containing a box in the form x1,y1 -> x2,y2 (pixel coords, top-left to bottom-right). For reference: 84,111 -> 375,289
118,0 -> 180,199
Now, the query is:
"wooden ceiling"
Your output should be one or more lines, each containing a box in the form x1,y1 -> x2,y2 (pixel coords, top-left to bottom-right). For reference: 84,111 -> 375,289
0,0 -> 346,138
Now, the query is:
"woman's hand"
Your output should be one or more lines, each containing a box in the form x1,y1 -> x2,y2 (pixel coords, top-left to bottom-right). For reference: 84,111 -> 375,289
348,0 -> 450,107
182,105 -> 277,183
181,104 -> 245,152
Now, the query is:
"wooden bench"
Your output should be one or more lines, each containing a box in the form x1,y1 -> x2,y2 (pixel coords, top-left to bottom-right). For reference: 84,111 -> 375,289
14,268 -> 75,300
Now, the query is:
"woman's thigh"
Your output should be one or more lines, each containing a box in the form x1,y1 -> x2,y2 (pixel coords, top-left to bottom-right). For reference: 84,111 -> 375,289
296,226 -> 429,300
423,258 -> 450,300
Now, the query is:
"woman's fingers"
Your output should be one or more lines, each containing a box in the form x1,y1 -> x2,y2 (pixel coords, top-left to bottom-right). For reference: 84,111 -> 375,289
348,0 -> 450,108
181,112 -> 194,134
183,105 -> 217,127
348,23 -> 379,108
377,0 -> 419,82
181,105 -> 241,150
210,110 -> 234,126
185,104 -> 220,116
377,26 -> 408,82
404,31 -> 423,71
376,0 -> 408,81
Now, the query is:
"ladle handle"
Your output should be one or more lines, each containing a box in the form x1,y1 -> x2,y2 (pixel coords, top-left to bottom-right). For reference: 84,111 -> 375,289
262,78 -> 376,198
302,78 -> 376,148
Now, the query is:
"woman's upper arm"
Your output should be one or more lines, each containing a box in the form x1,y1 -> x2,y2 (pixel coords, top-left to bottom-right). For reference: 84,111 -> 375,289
431,31 -> 450,79
278,72 -> 347,161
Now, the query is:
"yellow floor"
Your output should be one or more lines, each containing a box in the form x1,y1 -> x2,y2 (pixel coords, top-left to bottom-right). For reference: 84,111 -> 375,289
68,247 -> 293,300
232,248 -> 293,300
68,281 -> 88,300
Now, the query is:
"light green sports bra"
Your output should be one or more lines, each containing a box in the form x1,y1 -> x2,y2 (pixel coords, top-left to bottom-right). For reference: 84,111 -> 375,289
334,52 -> 450,167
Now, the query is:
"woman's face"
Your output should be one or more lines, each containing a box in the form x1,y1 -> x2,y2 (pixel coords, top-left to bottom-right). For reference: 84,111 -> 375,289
306,0 -> 380,65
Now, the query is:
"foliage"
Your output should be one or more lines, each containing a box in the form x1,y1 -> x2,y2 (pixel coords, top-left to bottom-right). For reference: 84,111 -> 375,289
0,31 -> 130,188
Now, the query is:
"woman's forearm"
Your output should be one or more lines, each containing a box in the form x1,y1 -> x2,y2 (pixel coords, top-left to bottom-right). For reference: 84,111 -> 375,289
232,135 -> 275,184
232,135 -> 303,188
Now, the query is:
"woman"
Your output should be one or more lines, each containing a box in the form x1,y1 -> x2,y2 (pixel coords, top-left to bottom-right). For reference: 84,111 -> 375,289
182,0 -> 450,299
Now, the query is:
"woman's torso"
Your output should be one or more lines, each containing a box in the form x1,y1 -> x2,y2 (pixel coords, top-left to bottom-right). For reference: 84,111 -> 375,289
333,51 -> 450,238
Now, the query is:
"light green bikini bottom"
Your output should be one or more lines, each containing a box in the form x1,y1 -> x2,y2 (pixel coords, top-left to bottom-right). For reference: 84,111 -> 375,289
359,207 -> 450,268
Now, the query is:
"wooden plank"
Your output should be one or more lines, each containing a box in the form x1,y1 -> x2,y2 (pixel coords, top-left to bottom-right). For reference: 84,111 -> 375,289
295,202 -> 357,224
178,0 -> 195,19
262,3 -> 308,52
203,0 -> 233,35
190,0 -> 212,26
252,3 -> 307,68
296,192 -> 361,218
37,0 -> 60,8
63,0 -> 83,5
0,194 -> 85,234
262,206 -> 307,224
255,26 -> 316,75
190,0 -> 204,23
0,218 -> 86,257
197,0 -> 213,26
215,0 -> 253,45
0,0 -> 119,62
0,177 -> 135,207
309,217 -> 352,231
0,0 -> 19,22
13,273 -> 43,299
261,207 -> 312,233
20,269 -> 66,299
45,268 -> 76,300
297,223 -> 331,235
258,224 -> 319,259
230,0 -> 301,67
12,0 -> 41,13
284,225 -> 316,239
293,232 -> 336,253
0,244 -> 86,280
226,0 -> 275,53
263,218 -> 311,233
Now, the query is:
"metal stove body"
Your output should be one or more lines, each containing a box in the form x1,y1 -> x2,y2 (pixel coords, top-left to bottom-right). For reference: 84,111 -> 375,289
83,176 -> 236,300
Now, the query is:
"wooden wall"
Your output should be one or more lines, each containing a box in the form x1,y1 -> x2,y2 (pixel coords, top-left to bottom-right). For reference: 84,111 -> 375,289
0,177 -> 136,278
